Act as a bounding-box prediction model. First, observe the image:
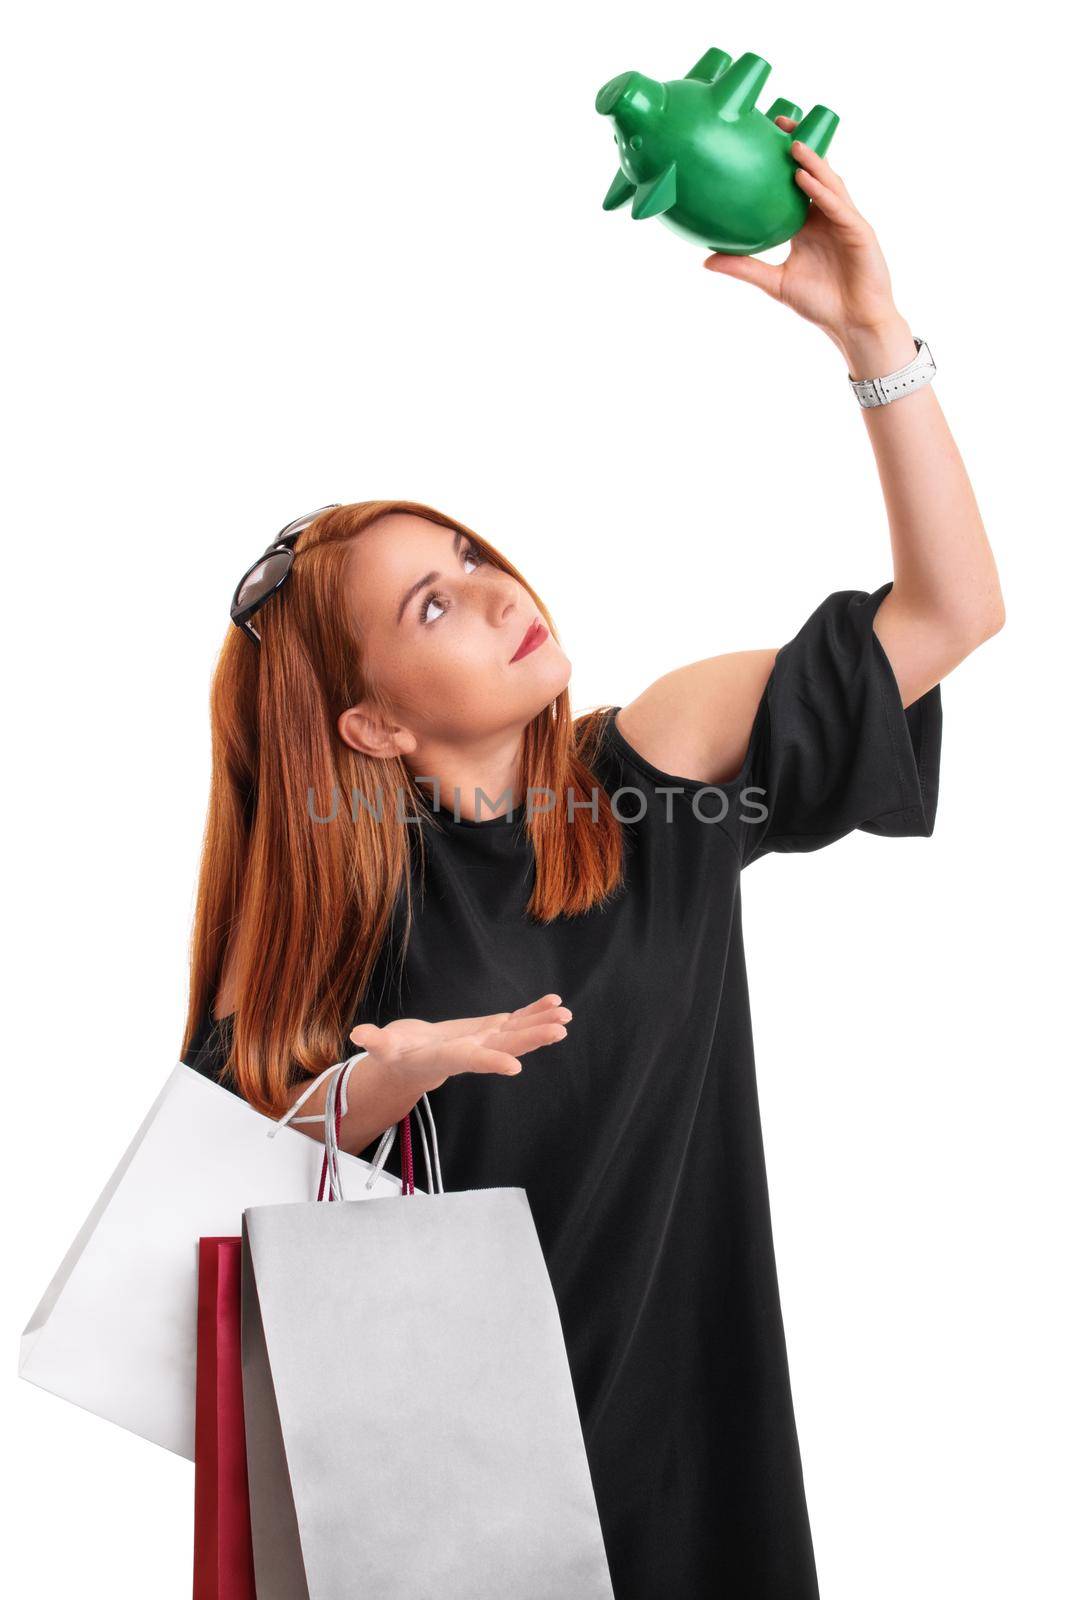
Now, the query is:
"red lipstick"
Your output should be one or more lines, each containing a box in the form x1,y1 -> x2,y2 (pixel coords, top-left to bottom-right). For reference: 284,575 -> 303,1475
510,619 -> 548,663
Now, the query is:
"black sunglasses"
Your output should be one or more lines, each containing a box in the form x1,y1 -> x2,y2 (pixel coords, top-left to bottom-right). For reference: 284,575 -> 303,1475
230,505 -> 341,644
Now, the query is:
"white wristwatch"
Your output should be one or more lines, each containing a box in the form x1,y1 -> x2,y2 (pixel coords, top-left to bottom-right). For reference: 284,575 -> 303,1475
849,336 -> 936,408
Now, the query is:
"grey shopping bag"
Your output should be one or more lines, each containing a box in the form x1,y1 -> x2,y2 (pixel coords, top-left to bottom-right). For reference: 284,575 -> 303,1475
242,1053 -> 616,1599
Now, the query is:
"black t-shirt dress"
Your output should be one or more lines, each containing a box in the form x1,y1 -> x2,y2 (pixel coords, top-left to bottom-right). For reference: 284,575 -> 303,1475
184,581 -> 942,1598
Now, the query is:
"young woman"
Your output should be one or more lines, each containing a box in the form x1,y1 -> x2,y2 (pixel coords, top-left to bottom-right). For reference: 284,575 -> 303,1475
182,129 -> 1004,1598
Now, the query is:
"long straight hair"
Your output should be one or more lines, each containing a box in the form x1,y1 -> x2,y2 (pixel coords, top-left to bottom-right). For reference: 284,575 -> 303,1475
181,500 -> 626,1114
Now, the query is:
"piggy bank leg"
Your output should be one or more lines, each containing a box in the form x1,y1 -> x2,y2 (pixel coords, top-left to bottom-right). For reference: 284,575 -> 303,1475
685,47 -> 732,86
791,104 -> 839,158
711,53 -> 773,117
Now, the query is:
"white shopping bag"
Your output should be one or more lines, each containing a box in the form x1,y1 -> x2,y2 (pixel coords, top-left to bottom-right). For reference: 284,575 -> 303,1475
18,1059 -> 404,1459
241,1055 -> 616,1599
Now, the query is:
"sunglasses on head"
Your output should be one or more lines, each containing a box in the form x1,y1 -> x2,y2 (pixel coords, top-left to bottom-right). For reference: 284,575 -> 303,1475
230,505 -> 340,644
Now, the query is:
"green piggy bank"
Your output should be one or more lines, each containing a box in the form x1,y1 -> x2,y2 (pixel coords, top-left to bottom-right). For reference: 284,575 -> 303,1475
596,46 -> 839,255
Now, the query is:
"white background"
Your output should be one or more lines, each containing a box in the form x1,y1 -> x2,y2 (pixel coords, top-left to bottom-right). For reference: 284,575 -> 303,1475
6,2 -> 1065,1595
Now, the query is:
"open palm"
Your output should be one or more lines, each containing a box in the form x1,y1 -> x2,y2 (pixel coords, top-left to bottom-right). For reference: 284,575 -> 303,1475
350,992 -> 572,1093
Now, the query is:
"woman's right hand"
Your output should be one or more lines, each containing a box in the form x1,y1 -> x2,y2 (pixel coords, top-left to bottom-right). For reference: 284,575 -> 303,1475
348,993 -> 572,1094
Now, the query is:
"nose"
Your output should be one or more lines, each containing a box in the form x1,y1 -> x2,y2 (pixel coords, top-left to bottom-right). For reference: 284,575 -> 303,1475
485,571 -> 522,626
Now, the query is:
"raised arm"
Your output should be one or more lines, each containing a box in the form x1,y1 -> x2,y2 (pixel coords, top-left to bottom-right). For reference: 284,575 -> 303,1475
616,119 -> 1004,787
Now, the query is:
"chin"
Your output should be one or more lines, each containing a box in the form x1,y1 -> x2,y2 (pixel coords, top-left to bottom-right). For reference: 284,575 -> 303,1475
525,658 -> 572,717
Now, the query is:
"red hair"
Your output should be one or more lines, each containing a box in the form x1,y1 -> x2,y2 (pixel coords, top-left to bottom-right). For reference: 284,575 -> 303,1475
181,500 -> 625,1114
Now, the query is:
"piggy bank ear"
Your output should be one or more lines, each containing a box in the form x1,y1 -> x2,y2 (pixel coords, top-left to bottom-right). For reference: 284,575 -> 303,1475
602,170 -> 637,212
632,163 -> 677,221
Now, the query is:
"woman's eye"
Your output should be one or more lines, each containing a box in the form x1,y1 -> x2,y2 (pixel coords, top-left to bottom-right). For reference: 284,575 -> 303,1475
418,545 -> 485,624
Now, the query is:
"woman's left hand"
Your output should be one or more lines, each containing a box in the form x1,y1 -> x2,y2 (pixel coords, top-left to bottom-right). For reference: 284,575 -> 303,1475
703,116 -> 900,350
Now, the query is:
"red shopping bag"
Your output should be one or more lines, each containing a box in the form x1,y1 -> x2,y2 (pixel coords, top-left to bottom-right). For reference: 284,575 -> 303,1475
194,1138 -> 339,1596
193,1237 -> 257,1600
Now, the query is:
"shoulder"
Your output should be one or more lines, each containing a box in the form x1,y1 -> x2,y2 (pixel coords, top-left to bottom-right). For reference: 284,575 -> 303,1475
613,648 -> 779,789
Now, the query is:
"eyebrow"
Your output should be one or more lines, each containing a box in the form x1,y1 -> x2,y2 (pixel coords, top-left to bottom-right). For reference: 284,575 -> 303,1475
395,529 -> 464,625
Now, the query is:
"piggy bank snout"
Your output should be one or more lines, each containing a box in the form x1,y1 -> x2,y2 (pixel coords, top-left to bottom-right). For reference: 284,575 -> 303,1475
595,71 -> 667,120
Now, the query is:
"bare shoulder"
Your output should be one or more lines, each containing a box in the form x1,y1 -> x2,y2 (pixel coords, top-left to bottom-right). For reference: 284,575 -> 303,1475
614,648 -> 779,788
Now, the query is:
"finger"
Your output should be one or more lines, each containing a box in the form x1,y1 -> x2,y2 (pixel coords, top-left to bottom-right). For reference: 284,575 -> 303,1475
791,140 -> 861,210
481,1019 -> 569,1059
790,137 -> 848,198
349,1022 -> 383,1046
456,1044 -> 527,1077
508,993 -> 565,1016
703,251 -> 784,300
427,994 -> 566,1042
498,1001 -> 572,1032
444,1024 -> 568,1077
792,165 -> 864,232
778,126 -> 857,206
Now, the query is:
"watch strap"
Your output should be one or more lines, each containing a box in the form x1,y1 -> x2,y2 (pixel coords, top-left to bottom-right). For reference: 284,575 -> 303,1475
849,336 -> 936,408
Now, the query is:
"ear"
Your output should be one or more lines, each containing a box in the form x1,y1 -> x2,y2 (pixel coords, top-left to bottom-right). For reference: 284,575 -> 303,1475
336,702 -> 418,759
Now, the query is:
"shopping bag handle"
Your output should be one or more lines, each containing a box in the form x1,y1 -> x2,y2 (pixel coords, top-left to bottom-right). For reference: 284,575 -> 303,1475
265,1051 -> 444,1200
